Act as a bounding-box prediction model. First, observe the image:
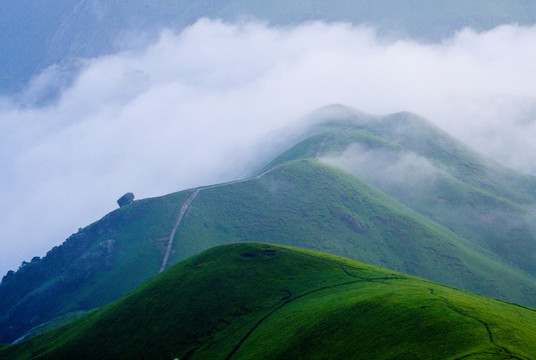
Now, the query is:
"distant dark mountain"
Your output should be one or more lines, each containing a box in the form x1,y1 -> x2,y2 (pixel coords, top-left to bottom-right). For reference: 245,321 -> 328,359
2,243 -> 535,359
2,0 -> 536,93
2,105 -> 536,344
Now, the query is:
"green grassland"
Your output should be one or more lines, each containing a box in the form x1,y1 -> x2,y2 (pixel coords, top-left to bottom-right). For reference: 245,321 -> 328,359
3,105 -> 536,344
171,159 -> 536,307
2,243 -> 535,359
0,191 -> 192,343
332,112 -> 536,275
270,106 -> 536,275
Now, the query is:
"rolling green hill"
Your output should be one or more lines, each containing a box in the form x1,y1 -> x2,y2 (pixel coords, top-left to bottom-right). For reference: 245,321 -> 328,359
167,158 -> 536,304
2,243 -> 535,359
3,105 -> 536,344
269,105 -> 536,274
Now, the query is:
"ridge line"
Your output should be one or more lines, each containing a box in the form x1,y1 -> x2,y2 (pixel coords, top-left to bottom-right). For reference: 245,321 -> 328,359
225,273 -> 402,360
158,163 -> 285,273
433,291 -> 530,360
315,117 -> 374,159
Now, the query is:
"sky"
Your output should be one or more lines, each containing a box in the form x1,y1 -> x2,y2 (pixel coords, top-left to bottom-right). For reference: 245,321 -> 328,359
1,19 -> 536,276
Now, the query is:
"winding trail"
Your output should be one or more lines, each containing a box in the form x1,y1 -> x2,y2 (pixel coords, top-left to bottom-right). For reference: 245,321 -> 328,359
159,117 -> 373,273
158,164 -> 286,273
155,116 -> 534,359
224,268 -> 402,360
158,189 -> 200,273
428,288 -> 531,360
225,280 -> 531,360
440,297 -> 530,360
158,118 -> 374,273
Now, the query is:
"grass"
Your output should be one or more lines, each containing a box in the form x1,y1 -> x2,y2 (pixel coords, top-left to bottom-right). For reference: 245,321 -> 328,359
4,105 -> 536,344
265,105 -> 536,283
319,112 -> 536,275
0,190 -> 192,343
2,243 -> 535,359
173,158 -> 536,307
322,126 -> 536,270
10,311 -> 88,344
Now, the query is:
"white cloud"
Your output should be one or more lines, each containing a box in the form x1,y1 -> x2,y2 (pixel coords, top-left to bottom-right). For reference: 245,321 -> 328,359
323,144 -> 443,193
1,19 -> 536,276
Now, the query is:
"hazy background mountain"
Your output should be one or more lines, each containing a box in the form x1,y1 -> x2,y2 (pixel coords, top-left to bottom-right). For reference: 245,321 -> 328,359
2,1 -> 536,287
2,0 -> 536,94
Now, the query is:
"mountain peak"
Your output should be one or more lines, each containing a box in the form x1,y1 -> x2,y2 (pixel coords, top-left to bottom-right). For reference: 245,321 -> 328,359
307,104 -> 372,122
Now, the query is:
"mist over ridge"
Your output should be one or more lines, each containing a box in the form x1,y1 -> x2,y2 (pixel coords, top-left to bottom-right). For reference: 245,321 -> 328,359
1,18 -> 536,277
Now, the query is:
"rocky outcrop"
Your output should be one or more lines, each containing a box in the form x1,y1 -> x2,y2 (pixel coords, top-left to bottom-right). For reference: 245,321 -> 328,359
340,214 -> 369,233
117,192 -> 135,207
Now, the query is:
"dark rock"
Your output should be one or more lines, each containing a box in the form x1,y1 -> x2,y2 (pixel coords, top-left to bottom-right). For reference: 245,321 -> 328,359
330,209 -> 370,234
341,214 -> 369,233
117,192 -> 135,207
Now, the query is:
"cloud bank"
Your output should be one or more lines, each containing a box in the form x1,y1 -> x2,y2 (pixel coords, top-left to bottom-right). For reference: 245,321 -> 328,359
1,19 -> 536,276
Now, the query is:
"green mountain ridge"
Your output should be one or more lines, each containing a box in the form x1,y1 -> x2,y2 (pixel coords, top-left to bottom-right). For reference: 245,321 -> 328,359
267,105 -> 536,271
2,105 -> 536,344
317,108 -> 536,274
171,159 -> 536,302
2,243 -> 535,359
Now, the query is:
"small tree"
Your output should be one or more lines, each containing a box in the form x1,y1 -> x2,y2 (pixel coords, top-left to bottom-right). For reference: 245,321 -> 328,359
2,270 -> 15,283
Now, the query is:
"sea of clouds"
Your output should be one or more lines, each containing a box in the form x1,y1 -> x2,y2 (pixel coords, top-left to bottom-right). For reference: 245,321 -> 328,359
1,19 -> 536,275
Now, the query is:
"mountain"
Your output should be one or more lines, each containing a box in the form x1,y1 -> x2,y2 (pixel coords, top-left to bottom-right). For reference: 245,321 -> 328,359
2,0 -> 536,94
2,105 -> 536,344
275,105 -> 536,275
1,243 -> 535,359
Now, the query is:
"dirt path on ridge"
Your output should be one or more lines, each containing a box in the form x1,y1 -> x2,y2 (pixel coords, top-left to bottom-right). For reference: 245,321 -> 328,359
158,164 -> 288,273
159,117 -> 374,273
159,189 -> 200,273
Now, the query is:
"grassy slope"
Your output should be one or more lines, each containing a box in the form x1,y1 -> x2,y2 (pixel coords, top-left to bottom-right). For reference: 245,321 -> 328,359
171,159 -> 536,307
5,105 -> 536,343
0,191 -> 191,343
3,153 -> 536,344
4,105 -> 536,344
360,111 -> 536,207
2,243 -> 535,360
329,113 -> 536,275
268,106 -> 536,275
